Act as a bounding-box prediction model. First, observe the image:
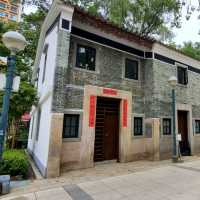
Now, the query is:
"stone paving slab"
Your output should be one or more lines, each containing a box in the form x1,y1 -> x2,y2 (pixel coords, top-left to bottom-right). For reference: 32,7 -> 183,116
2,157 -> 200,200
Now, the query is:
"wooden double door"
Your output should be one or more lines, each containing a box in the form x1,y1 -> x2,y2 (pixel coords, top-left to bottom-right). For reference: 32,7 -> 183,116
178,111 -> 191,156
94,97 -> 120,162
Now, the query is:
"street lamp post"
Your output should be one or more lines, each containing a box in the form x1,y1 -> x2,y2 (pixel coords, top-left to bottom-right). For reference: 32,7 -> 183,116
0,31 -> 26,160
168,76 -> 178,162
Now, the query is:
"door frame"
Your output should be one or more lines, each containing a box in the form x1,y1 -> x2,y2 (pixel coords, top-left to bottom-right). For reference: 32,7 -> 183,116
80,85 -> 133,169
94,97 -> 120,162
176,104 -> 193,155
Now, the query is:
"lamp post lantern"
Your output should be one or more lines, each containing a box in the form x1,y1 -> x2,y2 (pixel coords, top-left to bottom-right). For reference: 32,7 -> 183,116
168,76 -> 178,162
0,31 -> 27,160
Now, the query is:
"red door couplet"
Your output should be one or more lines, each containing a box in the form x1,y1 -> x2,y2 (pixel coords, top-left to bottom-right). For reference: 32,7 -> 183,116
89,95 -> 96,128
123,99 -> 128,127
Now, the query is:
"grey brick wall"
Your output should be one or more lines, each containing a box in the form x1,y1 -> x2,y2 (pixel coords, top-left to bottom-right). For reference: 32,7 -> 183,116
52,34 -> 200,121
52,30 -> 71,112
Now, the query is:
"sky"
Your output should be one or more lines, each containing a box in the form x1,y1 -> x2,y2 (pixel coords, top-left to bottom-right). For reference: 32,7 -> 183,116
173,0 -> 200,45
23,1 -> 200,46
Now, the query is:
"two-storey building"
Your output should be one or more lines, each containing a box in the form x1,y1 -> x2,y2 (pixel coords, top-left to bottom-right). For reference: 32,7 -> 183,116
28,0 -> 200,178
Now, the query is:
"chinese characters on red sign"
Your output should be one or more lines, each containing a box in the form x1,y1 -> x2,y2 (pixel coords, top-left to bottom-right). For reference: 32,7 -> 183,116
123,99 -> 128,127
103,88 -> 118,96
89,95 -> 96,127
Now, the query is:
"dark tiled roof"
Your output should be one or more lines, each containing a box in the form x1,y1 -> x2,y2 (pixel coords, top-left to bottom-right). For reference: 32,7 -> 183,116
60,0 -> 200,61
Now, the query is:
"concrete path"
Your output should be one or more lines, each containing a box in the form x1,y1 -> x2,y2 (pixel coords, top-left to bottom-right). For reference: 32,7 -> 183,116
2,158 -> 200,200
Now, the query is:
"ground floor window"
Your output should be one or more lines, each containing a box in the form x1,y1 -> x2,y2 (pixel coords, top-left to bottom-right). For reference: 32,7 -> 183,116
195,120 -> 200,134
36,108 -> 41,141
163,118 -> 171,135
134,117 -> 143,136
63,114 -> 79,138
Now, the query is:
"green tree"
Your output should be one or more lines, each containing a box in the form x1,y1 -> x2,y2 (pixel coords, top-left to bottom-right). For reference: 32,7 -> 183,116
0,11 -> 46,144
179,42 -> 200,60
21,0 -> 182,40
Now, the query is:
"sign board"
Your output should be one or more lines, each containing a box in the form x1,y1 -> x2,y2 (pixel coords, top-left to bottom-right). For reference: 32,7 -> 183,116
0,74 -> 20,92
177,134 -> 182,141
145,119 -> 153,138
103,88 -> 118,96
0,74 -> 6,91
12,76 -> 20,92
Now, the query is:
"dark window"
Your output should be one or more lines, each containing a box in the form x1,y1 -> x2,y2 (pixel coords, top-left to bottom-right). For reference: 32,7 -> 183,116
177,66 -> 188,85
195,120 -> 200,134
42,44 -> 48,83
134,117 -> 143,136
63,114 -> 79,138
125,59 -> 139,80
36,108 -> 41,141
62,19 -> 70,30
10,6 -> 17,13
163,118 -> 171,135
30,116 -> 35,139
0,2 -> 6,8
76,45 -> 96,71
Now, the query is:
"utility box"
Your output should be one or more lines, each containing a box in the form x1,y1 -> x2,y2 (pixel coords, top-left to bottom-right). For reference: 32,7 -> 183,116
0,175 -> 10,195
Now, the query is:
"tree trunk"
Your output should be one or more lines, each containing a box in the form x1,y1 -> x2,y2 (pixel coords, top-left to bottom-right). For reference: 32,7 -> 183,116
11,119 -> 17,149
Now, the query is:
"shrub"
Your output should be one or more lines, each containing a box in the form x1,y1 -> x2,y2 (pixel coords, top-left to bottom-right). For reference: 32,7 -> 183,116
0,150 -> 29,178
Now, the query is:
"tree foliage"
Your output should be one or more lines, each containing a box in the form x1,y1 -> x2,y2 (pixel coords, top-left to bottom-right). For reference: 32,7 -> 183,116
0,10 -> 46,120
179,41 -> 200,60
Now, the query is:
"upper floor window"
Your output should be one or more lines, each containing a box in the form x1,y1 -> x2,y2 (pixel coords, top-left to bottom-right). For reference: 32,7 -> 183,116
177,66 -> 188,85
134,117 -> 143,136
10,6 -> 17,13
0,2 -> 6,8
76,44 -> 96,71
0,12 -> 7,17
163,118 -> 171,135
63,114 -> 79,138
125,58 -> 139,80
42,44 -> 49,83
195,120 -> 200,134
10,15 -> 17,21
36,108 -> 41,141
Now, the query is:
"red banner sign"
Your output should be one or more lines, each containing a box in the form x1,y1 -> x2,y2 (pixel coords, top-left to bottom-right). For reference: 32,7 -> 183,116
123,99 -> 128,127
89,95 -> 96,127
103,88 -> 118,96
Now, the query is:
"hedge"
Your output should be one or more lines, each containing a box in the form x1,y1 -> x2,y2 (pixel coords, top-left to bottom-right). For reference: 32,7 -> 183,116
0,149 -> 29,178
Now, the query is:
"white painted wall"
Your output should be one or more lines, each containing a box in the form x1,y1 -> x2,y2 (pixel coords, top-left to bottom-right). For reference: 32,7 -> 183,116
37,25 -> 58,100
28,24 -> 58,170
33,96 -> 52,168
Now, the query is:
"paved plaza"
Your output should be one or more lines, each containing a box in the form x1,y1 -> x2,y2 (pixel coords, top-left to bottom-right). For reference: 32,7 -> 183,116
2,157 -> 200,200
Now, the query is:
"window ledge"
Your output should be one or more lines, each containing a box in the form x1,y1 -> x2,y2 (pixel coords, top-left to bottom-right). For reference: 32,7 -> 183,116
73,66 -> 99,74
177,83 -> 188,88
122,77 -> 140,83
161,135 -> 172,138
63,138 -> 81,142
132,135 -> 145,139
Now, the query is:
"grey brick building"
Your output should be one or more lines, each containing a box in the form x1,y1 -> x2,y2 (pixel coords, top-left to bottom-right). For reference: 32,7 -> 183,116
28,0 -> 200,178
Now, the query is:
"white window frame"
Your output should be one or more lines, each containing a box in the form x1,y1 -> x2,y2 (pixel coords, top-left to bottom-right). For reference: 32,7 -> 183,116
193,118 -> 200,135
122,56 -> 141,82
160,116 -> 173,137
176,62 -> 188,87
62,110 -> 83,142
73,41 -> 99,74
132,113 -> 145,138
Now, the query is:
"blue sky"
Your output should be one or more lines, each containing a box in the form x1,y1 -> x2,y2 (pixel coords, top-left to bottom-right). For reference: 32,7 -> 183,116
24,0 -> 200,46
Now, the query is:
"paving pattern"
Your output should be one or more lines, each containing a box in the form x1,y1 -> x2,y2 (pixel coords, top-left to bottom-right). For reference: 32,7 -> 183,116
2,158 -> 200,200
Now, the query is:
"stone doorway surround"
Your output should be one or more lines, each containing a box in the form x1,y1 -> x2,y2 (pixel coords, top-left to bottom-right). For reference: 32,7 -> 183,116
80,85 -> 133,169
176,103 -> 193,155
